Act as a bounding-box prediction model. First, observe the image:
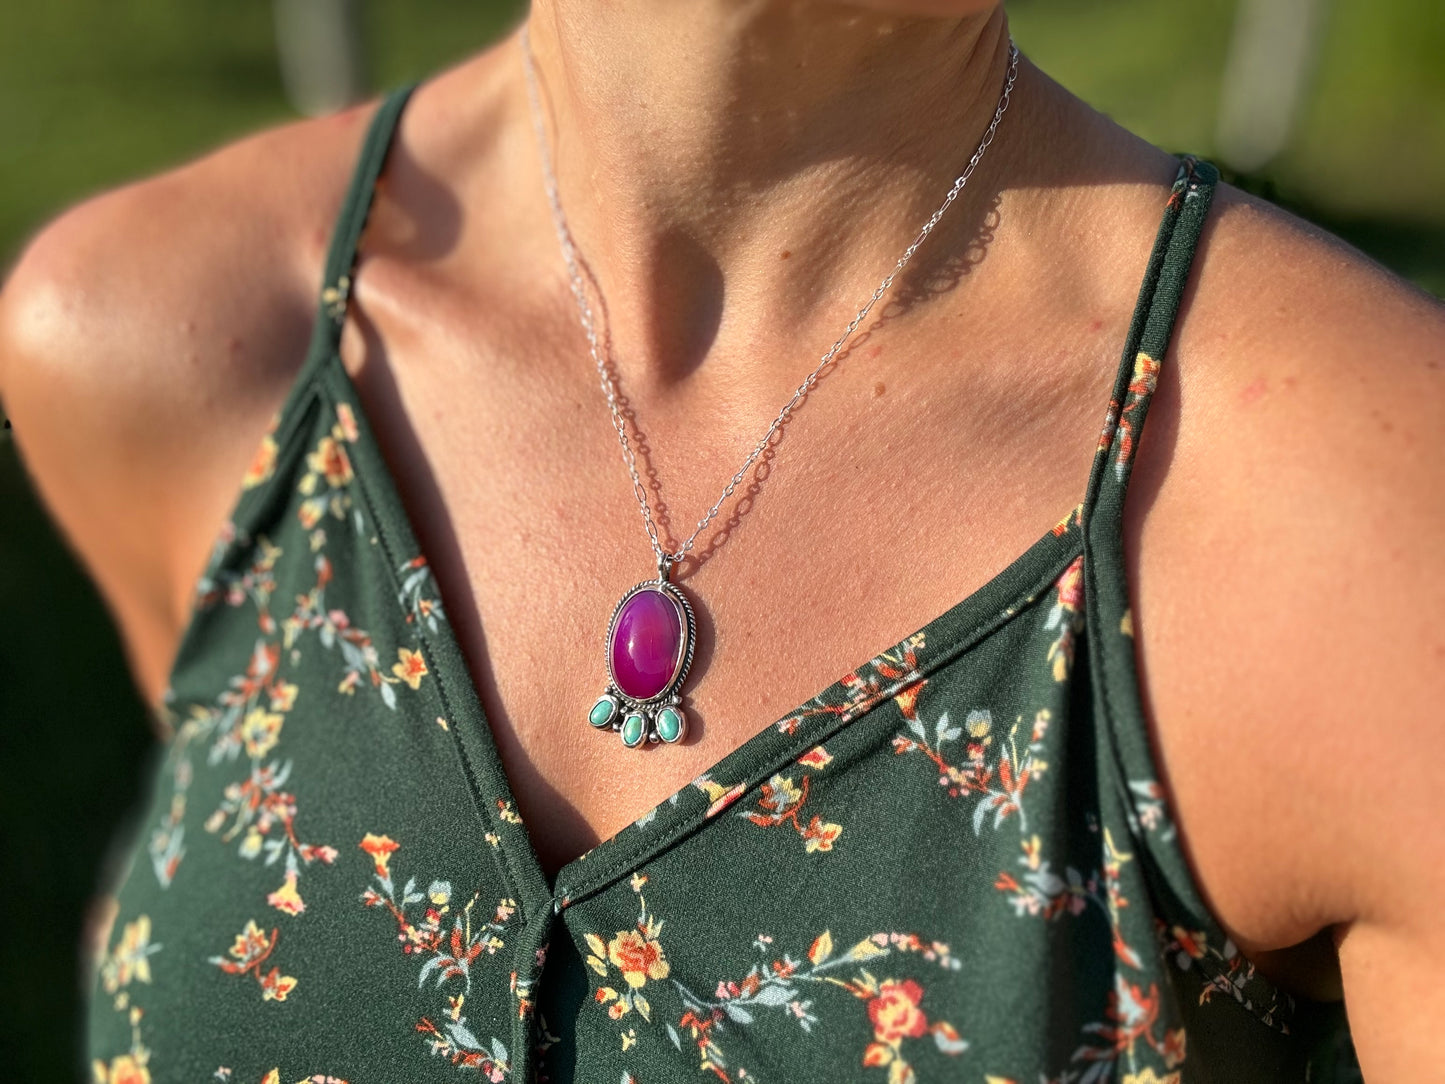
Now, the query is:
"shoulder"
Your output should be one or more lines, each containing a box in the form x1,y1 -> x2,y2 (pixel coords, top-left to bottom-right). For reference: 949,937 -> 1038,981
0,101 -> 377,700
1130,178 -> 1445,998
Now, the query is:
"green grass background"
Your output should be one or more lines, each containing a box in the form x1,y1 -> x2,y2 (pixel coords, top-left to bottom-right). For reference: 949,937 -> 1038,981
0,1 -> 1440,1079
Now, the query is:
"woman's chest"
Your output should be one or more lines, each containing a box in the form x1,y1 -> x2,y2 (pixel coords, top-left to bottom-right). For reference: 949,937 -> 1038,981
337,301 -> 1111,875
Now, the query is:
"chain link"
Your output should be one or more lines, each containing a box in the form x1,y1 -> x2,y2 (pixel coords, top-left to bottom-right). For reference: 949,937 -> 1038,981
521,22 -> 1018,565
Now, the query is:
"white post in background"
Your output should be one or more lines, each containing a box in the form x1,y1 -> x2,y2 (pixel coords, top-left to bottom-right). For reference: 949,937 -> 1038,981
273,0 -> 368,117
1215,0 -> 1330,173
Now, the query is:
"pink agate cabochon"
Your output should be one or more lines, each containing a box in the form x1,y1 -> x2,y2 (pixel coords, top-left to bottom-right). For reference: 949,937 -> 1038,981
609,587 -> 686,701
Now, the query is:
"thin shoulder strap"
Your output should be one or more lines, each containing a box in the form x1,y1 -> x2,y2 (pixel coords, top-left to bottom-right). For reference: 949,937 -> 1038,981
1081,157 -> 1227,946
305,85 -> 418,362
1083,156 -> 1217,522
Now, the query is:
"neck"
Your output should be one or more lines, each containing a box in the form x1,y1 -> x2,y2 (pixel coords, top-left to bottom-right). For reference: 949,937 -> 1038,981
520,0 -> 1018,384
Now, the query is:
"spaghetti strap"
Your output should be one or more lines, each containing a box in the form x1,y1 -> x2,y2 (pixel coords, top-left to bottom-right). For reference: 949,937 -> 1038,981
299,84 -> 418,375
1083,156 -> 1224,930
1084,155 -> 1217,520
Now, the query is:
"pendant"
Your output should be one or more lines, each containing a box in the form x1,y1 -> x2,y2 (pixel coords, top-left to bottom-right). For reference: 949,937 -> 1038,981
588,556 -> 696,748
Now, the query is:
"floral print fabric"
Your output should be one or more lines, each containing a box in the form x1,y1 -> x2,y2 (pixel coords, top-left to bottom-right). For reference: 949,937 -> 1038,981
88,93 -> 1356,1083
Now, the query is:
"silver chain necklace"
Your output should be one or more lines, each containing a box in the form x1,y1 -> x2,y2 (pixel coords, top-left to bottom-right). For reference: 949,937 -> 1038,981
520,22 -> 1019,748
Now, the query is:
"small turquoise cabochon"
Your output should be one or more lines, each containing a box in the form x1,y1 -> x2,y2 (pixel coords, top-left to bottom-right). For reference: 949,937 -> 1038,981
589,695 -> 618,728
656,705 -> 684,743
620,712 -> 647,748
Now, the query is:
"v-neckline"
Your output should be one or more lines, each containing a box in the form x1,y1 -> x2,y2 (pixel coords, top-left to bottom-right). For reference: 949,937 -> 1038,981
327,346 -> 1084,910
168,339 -> 1086,920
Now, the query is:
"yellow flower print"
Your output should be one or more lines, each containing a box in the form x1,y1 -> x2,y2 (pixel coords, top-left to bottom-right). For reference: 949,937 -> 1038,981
101,914 -> 158,995
755,774 -> 803,815
241,708 -> 285,759
392,647 -> 429,689
298,496 -> 327,529
269,681 -> 299,712
321,275 -> 351,321
360,833 -> 400,877
1121,1071 -> 1181,1084
607,928 -> 670,989
802,816 -> 843,853
584,933 -> 609,976
239,826 -> 264,859
242,434 -> 279,490
267,871 -> 305,916
694,775 -> 747,818
307,435 -> 354,488
93,1053 -> 150,1084
260,966 -> 298,1001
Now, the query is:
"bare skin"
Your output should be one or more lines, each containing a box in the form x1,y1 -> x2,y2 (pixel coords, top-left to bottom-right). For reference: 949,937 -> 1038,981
2,2 -> 1443,1077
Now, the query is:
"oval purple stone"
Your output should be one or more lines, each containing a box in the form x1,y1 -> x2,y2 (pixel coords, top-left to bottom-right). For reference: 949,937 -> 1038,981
610,588 -> 685,701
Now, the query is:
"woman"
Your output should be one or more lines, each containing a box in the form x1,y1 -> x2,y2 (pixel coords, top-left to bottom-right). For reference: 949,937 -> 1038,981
3,1 -> 1441,1081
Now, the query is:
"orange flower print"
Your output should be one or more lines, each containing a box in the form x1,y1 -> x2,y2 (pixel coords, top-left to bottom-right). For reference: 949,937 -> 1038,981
868,979 -> 928,1044
1128,350 -> 1161,398
298,497 -> 326,530
1047,556 -> 1085,682
1160,1026 -> 1187,1068
1113,352 -> 1161,479
666,920 -> 963,1081
607,928 -> 670,989
391,647 -> 429,690
308,435 -> 354,488
740,773 -> 844,854
335,401 -> 360,442
857,976 -> 966,1082
1055,556 -> 1083,612
208,920 -> 297,1002
242,434 -> 279,490
796,745 -> 833,770
360,833 -> 400,877
893,681 -> 924,722
94,1053 -> 150,1084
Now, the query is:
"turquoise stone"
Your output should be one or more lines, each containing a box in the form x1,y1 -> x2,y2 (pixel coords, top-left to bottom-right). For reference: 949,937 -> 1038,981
655,705 -> 684,744
620,712 -> 647,748
589,696 -> 618,729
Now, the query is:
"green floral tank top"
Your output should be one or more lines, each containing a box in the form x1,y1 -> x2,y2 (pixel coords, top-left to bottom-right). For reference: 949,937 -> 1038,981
88,89 -> 1357,1084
